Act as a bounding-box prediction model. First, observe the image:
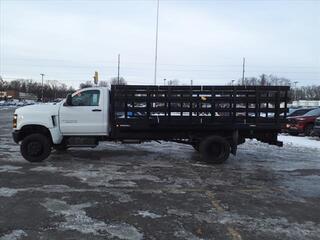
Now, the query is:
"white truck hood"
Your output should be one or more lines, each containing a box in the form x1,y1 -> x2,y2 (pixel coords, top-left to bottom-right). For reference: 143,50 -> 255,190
14,103 -> 62,130
15,103 -> 61,116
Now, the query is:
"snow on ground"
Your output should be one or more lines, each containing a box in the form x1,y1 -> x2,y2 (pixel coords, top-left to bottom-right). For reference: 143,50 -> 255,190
279,134 -> 320,149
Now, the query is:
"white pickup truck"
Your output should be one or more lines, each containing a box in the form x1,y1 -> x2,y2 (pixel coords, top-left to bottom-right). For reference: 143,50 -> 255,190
12,85 -> 289,163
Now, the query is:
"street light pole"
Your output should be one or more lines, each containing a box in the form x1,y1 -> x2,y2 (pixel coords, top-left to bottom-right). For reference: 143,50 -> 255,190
40,73 -> 45,102
242,57 -> 245,85
294,81 -> 299,101
153,0 -> 160,85
117,54 -> 120,85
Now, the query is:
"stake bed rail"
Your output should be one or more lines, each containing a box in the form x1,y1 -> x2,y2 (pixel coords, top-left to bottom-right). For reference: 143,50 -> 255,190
110,85 -> 289,136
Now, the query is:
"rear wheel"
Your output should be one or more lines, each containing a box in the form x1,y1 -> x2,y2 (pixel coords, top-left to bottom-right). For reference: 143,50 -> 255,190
200,136 -> 230,164
304,124 -> 314,136
20,133 -> 52,162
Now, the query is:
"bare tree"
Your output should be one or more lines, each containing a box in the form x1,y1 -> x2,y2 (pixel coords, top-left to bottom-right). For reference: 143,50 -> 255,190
237,74 -> 291,86
79,81 -> 94,89
110,77 -> 127,85
167,79 -> 179,86
0,76 -> 4,91
98,81 -> 109,87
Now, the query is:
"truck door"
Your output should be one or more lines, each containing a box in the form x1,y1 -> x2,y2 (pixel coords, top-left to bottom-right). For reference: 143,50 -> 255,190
59,89 -> 107,135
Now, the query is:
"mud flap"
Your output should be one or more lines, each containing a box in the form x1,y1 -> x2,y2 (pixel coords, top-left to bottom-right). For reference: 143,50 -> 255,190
231,130 -> 238,155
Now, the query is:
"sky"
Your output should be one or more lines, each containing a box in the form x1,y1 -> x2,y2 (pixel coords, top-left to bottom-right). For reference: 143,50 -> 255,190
0,0 -> 319,88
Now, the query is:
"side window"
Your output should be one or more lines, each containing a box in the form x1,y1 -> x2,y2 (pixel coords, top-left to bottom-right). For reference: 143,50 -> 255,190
71,90 -> 100,106
292,109 -> 304,116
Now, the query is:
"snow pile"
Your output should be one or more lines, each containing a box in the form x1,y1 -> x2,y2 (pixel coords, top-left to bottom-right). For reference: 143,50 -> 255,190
279,135 -> 320,149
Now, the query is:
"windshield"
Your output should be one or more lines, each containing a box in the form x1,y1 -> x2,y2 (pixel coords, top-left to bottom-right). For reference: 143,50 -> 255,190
288,108 -> 296,114
303,108 -> 320,116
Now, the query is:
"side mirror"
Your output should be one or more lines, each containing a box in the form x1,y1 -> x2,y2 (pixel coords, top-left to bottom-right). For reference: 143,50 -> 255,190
64,93 -> 73,106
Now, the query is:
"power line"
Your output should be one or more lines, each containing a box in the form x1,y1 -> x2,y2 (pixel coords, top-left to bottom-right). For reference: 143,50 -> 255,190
1,61 -> 320,69
2,63 -> 320,74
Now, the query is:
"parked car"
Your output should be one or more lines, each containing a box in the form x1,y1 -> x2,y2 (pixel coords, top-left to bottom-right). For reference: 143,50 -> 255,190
312,117 -> 320,137
286,108 -> 320,136
282,108 -> 316,132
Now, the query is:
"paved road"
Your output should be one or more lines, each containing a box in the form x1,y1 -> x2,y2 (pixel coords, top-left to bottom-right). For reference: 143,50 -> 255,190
1,108 -> 320,240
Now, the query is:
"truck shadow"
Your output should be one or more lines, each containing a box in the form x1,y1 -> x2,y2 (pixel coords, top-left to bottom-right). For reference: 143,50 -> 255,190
50,148 -> 153,161
49,145 -> 203,164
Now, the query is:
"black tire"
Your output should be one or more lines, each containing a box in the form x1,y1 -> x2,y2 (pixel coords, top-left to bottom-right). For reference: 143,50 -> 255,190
200,136 -> 230,164
289,132 -> 299,136
20,133 -> 52,162
192,142 -> 200,152
304,124 -> 314,136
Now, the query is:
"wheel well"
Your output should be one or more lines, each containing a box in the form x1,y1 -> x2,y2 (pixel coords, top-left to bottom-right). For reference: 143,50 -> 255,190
20,125 -> 52,143
303,123 -> 314,131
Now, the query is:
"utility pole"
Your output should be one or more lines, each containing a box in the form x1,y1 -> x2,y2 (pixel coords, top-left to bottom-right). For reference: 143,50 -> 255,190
153,0 -> 160,85
191,79 -> 193,86
40,73 -> 45,102
163,78 -> 166,85
294,81 -> 299,101
117,54 -> 120,85
242,57 -> 245,85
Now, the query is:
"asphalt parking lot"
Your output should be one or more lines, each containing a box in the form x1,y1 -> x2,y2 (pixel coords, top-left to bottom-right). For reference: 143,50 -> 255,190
1,108 -> 320,240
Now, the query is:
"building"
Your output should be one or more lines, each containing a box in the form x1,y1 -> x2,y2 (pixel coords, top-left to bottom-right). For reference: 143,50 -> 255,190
0,90 -> 37,100
19,92 -> 37,100
290,100 -> 320,108
0,91 -> 7,98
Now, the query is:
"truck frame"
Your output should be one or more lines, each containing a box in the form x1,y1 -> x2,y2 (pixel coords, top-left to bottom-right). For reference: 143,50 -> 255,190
12,85 -> 290,164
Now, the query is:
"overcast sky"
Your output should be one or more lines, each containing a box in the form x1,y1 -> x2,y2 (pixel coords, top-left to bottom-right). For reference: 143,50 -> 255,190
0,0 -> 319,88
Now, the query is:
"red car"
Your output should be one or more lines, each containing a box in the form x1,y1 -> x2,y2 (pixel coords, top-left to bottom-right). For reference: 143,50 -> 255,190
286,108 -> 320,136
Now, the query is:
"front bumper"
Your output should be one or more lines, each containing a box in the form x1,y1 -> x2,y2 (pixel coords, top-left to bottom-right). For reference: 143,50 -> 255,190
288,127 -> 304,134
285,123 -> 304,134
12,130 -> 21,143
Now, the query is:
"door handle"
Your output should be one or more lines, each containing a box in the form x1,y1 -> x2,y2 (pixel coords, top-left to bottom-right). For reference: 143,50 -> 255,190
92,109 -> 102,112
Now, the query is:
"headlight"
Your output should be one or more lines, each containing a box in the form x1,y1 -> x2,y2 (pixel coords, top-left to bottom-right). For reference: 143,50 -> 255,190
13,114 -> 17,128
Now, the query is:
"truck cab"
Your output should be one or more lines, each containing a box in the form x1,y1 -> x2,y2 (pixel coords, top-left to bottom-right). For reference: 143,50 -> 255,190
59,88 -> 110,135
12,87 -> 110,161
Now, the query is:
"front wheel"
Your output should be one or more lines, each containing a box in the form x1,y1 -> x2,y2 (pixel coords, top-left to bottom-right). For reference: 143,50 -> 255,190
20,133 -> 52,162
304,124 -> 314,136
200,136 -> 230,164
289,132 -> 299,136
192,142 -> 200,152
